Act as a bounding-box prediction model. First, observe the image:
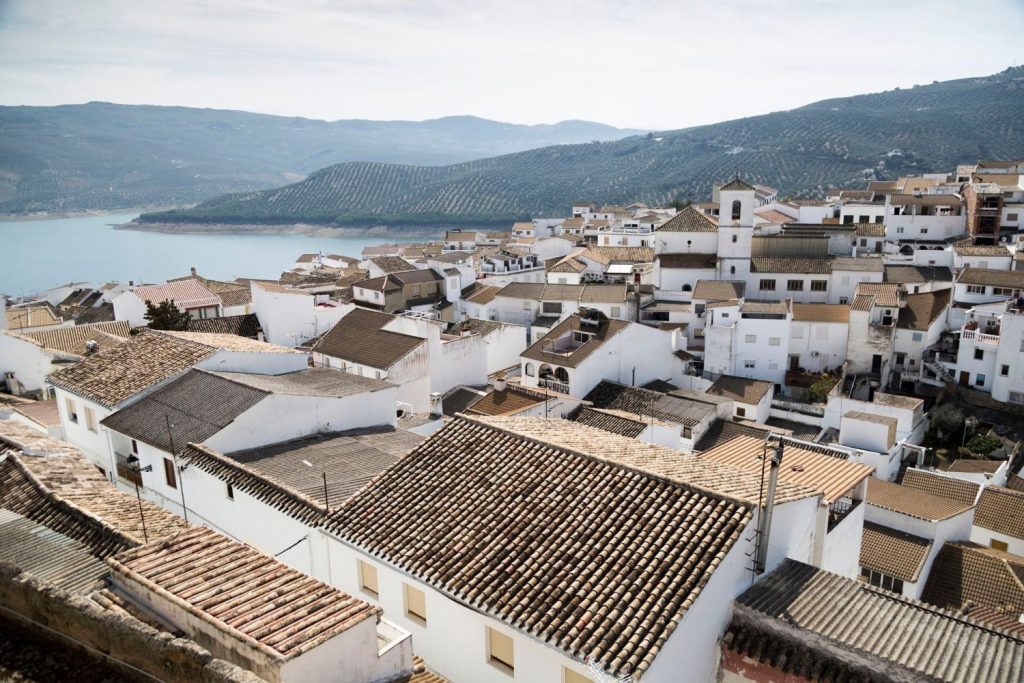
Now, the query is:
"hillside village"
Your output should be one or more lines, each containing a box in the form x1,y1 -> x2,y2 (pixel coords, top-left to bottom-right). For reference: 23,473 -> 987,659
3,160 -> 1024,682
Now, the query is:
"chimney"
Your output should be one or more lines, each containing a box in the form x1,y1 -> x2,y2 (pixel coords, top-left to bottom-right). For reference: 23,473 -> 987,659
190,266 -> 197,277
429,392 -> 443,418
84,340 -> 99,355
754,439 -> 784,575
493,373 -> 507,393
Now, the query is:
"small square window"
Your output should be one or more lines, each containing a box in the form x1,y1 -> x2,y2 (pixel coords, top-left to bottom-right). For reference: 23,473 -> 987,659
610,306 -> 621,317
912,332 -> 923,342
745,334 -> 756,344
65,398 -> 78,424
487,627 -> 515,674
975,374 -> 986,387
226,483 -> 234,500
359,560 -> 379,597
1001,365 -> 1010,377
736,406 -> 746,418
975,349 -> 984,361
404,583 -> 427,624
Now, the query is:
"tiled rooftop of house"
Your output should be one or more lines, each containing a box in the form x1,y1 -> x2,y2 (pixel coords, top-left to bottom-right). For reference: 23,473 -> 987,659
312,307 -> 426,370
791,303 -> 850,323
921,542 -> 1024,618
901,468 -> 981,505
866,478 -> 974,521
214,367 -> 394,397
957,267 -> 1024,288
521,313 -> 630,369
5,303 -> 62,330
47,330 -> 217,407
131,279 -> 221,309
859,521 -> 931,582
160,330 -> 298,353
107,526 -> 379,660
185,313 -> 260,338
692,279 -> 745,301
707,374 -> 773,404
571,406 -> 650,438
0,508 -> 110,594
462,383 -> 548,416
11,320 -> 132,356
699,434 -> 872,503
657,205 -> 718,232
725,559 -> 1024,683
325,414 -> 766,680
897,289 -> 951,330
974,486 -> 1024,540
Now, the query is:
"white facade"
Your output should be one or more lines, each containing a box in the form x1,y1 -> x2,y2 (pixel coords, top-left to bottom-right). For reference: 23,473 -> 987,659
251,282 -> 352,347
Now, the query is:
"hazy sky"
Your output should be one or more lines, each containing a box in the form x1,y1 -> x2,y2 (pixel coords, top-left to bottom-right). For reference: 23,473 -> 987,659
1,0 -> 1022,130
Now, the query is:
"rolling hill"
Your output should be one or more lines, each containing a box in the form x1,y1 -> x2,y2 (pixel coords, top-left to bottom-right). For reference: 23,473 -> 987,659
139,66 -> 1024,229
0,104 -> 641,213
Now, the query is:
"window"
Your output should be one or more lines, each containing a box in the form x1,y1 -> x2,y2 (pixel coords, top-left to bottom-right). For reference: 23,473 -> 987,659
731,234 -> 738,243
131,439 -> 138,454
1008,213 -> 1019,222
525,363 -> 535,377
1001,364 -> 1010,377
65,398 -> 78,423
912,332 -> 923,342
487,627 -> 514,674
843,215 -> 854,225
810,280 -> 827,292
759,279 -> 776,291
610,306 -> 621,317
410,285 -> 420,296
858,215 -> 868,223
787,280 -> 804,291
163,458 -> 177,489
966,285 -> 985,294
226,483 -> 234,500
404,584 -> 427,624
859,238 -> 867,247
874,216 -> 884,223
769,337 -> 781,346
736,407 -> 746,418
84,406 -> 97,433
542,301 -> 562,314
839,297 -> 849,305
896,227 -> 904,234
359,560 -> 379,596
743,360 -> 756,369
993,287 -> 1013,296
975,374 -> 986,387
975,348 -> 984,361
860,568 -> 905,594
731,200 -> 741,220
745,334 -> 757,344
920,228 -> 928,235
991,539 -> 1009,552
682,426 -> 692,439
564,668 -> 594,683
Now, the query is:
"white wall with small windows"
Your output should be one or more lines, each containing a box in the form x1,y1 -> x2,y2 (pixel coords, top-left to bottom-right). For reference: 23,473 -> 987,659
788,319 -> 848,374
746,272 -> 831,304
52,387 -> 117,473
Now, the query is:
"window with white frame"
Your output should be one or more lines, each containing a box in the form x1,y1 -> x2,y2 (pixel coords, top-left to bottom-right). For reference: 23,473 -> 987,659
966,285 -> 985,294
744,360 -> 756,369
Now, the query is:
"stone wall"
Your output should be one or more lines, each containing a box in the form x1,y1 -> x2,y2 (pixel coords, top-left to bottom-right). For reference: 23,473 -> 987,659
0,563 -> 266,683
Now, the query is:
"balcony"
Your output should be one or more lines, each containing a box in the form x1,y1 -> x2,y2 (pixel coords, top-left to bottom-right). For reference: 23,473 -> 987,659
115,454 -> 143,487
541,334 -> 589,356
538,377 -> 570,394
961,328 -> 1000,346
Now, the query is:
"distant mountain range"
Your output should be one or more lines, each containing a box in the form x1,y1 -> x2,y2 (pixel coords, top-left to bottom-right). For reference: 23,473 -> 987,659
138,66 -> 1024,229
0,104 -> 642,213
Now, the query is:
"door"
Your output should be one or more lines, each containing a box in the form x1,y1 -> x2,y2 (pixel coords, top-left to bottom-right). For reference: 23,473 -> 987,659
789,355 -> 800,372
871,354 -> 882,374
959,371 -> 970,387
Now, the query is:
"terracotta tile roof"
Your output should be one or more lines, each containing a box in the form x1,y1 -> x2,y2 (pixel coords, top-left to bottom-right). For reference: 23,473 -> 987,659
855,222 -> 887,237
902,469 -> 981,505
753,208 -> 794,224
581,246 -> 655,266
578,284 -> 628,303
699,434 -> 872,502
884,265 -> 954,283
369,256 -> 416,273
739,300 -> 789,315
860,522 -> 931,582
547,255 -> 587,273
253,280 -> 311,295
750,257 -> 833,274
707,375 -> 773,404
161,330 -> 298,354
583,381 -> 715,427
571,407 -> 648,437
720,177 -> 756,192
460,282 -> 500,305
47,330 -> 217,408
521,314 -> 631,369
185,313 -> 260,338
325,415 -> 771,679
692,279 -> 745,301
107,527 -> 378,660
855,282 -> 902,307
889,193 -> 961,207
954,244 -> 1013,257
726,559 -> 1024,683
922,543 -> 1024,617
693,419 -> 790,452
132,279 -> 221,309
947,458 -> 1004,474
656,205 -> 718,232
656,253 -> 717,269
867,478 -> 973,521
13,320 -> 133,356
975,486 -> 1024,540
897,289 -> 951,331
0,427 -> 187,555
5,304 -> 62,330
493,282 -> 548,300
312,308 -> 426,370
957,267 -> 1024,289
463,385 -> 547,416
791,303 -> 850,323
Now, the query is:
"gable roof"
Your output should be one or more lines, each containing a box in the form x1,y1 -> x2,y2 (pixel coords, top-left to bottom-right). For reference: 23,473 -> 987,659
521,314 -> 631,369
692,279 -> 745,301
860,522 -> 932,582
185,313 -> 260,338
581,246 -> 655,266
699,435 -> 873,502
957,267 -> 1024,289
571,406 -> 649,438
312,308 -> 426,370
47,330 -> 218,408
6,303 -> 62,330
463,385 -> 548,417
921,542 -> 1024,618
897,289 -> 951,331
656,253 -> 718,269
12,320 -> 133,356
100,370 -> 269,452
214,367 -> 393,397
584,381 -> 716,427
975,486 -> 1024,540
720,177 -> 755,192
707,375 -> 773,404
656,205 -> 718,232
884,265 -> 954,283
866,478 -> 974,521
324,415 -> 810,680
460,282 -> 501,305
131,279 -> 221,309
107,527 -> 379,660
693,419 -> 790,452
726,559 -> 1024,683
369,255 -> 416,273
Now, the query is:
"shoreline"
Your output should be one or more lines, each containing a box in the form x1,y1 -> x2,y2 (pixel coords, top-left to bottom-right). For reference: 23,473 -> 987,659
116,221 -> 463,239
0,207 -> 174,223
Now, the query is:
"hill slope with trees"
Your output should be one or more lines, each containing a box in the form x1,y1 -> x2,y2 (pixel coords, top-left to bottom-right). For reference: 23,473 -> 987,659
140,67 -> 1024,228
0,104 -> 640,213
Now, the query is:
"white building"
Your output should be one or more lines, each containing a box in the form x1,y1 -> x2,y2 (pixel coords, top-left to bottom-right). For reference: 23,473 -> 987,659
251,280 -> 352,347
704,300 -> 791,385
954,301 -> 1024,403
113,279 -> 222,326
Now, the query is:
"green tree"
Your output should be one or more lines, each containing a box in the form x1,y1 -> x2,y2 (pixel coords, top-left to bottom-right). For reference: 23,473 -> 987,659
966,433 -> 1001,456
807,373 -> 838,403
928,403 -> 962,439
143,299 -> 191,331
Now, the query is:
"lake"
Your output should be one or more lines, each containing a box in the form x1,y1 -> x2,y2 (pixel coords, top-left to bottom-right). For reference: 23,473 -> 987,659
0,213 -> 434,296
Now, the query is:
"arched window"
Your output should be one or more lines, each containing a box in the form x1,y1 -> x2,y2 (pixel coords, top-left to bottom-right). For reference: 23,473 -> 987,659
682,284 -> 692,292
731,200 -> 742,220
555,367 -> 569,383
525,363 -> 535,377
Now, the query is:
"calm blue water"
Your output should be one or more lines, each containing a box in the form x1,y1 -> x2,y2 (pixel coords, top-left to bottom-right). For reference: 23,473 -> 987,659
0,214 -> 433,296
